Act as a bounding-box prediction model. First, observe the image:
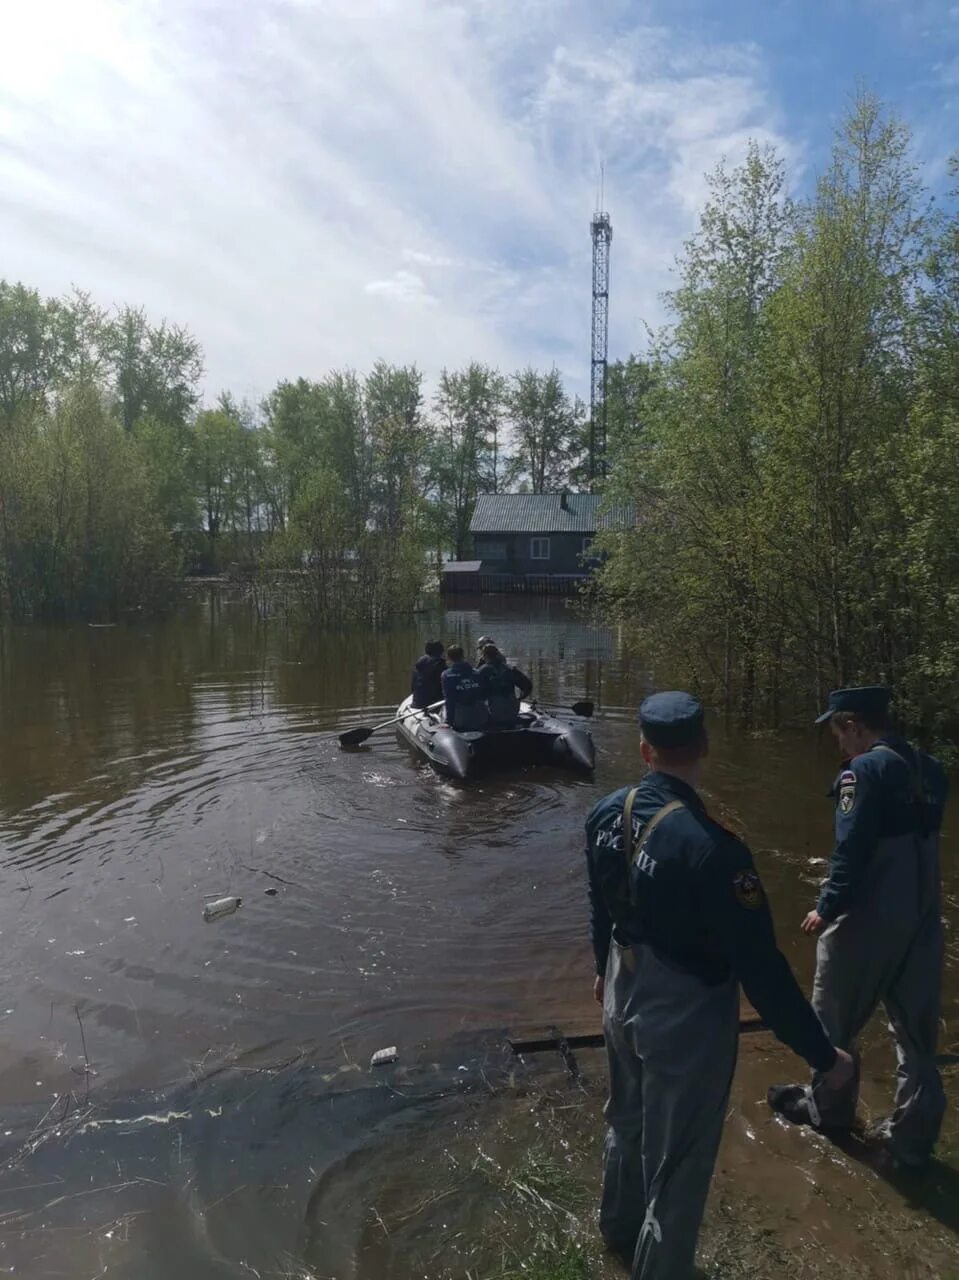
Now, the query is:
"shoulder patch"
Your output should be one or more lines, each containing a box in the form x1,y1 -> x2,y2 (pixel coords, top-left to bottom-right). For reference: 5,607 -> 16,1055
838,770 -> 856,815
733,869 -> 765,910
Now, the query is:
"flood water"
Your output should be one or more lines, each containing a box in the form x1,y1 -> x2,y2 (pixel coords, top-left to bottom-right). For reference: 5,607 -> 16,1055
0,592 -> 956,1278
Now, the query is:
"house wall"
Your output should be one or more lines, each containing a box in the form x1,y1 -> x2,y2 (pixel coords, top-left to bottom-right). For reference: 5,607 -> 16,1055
472,532 -> 594,575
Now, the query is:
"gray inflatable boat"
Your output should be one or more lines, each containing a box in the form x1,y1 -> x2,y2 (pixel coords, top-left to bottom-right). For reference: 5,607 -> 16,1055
394,695 -> 595,781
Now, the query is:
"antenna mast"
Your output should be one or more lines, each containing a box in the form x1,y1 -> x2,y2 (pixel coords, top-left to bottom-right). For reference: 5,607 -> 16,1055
589,169 -> 612,486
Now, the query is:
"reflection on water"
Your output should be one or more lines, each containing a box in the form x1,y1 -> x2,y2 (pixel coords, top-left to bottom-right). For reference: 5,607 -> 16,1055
0,591 -> 955,1277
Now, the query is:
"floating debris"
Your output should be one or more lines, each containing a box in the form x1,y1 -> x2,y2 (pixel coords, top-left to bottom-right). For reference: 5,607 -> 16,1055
203,896 -> 242,922
370,1045 -> 398,1068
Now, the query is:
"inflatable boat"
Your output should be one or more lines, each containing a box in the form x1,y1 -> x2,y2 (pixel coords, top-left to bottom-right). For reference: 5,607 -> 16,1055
394,695 -> 595,781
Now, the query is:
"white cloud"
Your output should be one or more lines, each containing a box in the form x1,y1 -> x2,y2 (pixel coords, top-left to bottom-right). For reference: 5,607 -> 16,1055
364,270 -> 436,304
0,0 -> 796,403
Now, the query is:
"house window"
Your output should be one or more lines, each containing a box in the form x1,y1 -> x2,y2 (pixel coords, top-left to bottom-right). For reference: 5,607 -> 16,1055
581,536 -> 593,556
531,537 -> 550,560
480,540 -> 508,561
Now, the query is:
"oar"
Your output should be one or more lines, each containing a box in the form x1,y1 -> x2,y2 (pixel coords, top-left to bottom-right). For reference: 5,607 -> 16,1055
339,700 -> 444,747
531,699 -> 594,718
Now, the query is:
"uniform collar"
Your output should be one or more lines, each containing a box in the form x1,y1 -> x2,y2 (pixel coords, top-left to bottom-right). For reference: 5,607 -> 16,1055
874,733 -> 913,757
827,736 -> 916,794
645,770 -> 706,814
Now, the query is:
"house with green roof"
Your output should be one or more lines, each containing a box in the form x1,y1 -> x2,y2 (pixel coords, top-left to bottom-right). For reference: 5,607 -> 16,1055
441,492 -> 635,594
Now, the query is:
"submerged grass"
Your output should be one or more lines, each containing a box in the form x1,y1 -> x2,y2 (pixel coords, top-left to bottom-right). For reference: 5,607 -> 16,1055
492,1237 -> 592,1280
356,1046 -> 958,1280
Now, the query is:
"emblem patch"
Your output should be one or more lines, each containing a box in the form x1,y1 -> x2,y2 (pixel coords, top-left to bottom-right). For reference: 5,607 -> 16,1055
733,870 -> 764,910
838,769 -> 856,815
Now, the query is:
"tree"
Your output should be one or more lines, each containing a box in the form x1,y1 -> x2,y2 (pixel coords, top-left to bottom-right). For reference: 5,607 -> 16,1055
596,140 -> 803,722
595,98 -> 959,734
193,409 -> 246,563
58,288 -> 110,385
756,94 -> 926,704
365,361 -> 426,536
0,281 -> 66,426
603,356 -> 657,476
0,385 -> 176,618
506,367 -> 585,492
431,363 -> 505,558
106,305 -> 203,431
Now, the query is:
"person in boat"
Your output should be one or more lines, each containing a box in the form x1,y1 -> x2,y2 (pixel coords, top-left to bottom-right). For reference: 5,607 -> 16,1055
410,640 -> 446,710
767,686 -> 948,1167
475,635 -> 496,667
585,691 -> 852,1279
478,644 -> 532,728
440,645 -> 488,731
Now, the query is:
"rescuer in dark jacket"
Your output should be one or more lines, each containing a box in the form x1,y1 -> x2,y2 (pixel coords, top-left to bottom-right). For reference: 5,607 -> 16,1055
441,645 -> 488,731
410,640 -> 446,710
478,644 -> 533,727
475,635 -> 496,666
768,685 -> 948,1167
586,691 -> 852,1279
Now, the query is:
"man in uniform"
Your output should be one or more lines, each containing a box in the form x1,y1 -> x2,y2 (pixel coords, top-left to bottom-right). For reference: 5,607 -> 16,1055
410,640 -> 446,710
478,643 -> 533,728
768,686 -> 948,1167
586,691 -> 852,1280
440,645 -> 488,731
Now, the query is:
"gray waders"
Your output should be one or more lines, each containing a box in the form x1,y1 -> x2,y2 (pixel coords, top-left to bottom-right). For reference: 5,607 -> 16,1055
812,824 -> 946,1163
600,794 -> 739,1279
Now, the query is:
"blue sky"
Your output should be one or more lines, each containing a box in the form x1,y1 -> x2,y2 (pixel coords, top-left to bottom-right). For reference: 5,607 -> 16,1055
1,0 -> 957,405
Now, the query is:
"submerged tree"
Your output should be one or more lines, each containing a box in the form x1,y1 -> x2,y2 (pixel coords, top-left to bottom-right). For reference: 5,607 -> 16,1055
596,96 -> 959,735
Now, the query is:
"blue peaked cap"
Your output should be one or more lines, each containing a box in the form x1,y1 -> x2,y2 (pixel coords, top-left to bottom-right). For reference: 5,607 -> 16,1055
814,685 -> 891,725
638,691 -> 705,748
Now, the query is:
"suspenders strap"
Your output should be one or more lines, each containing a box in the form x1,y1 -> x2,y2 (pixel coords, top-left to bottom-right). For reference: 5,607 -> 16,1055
621,791 -> 685,905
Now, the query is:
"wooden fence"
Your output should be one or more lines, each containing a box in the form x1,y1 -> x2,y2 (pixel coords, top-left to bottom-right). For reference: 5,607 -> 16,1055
441,572 -> 587,597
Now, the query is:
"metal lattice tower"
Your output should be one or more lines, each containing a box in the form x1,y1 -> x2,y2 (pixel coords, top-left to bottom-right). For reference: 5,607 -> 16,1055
589,194 -> 612,485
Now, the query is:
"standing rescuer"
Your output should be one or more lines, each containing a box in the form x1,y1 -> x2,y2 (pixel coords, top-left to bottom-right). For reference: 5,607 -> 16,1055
768,686 -> 948,1166
585,691 -> 852,1280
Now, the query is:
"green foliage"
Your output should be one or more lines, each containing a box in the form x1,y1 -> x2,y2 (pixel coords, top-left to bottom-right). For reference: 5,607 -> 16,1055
0,284 -> 202,434
0,386 -> 178,618
106,304 -> 203,431
261,363 -> 432,622
0,265 -> 595,620
431,362 -> 506,558
507,367 -> 586,493
0,281 -> 67,426
604,356 -> 656,472
596,96 -> 959,738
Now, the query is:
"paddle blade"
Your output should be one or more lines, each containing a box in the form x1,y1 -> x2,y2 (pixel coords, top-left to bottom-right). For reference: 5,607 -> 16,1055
339,726 -> 374,747
570,700 -> 594,718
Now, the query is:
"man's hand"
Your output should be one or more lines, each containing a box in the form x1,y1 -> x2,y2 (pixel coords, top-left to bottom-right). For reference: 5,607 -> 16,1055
593,975 -> 605,1006
802,910 -> 826,935
820,1047 -> 855,1091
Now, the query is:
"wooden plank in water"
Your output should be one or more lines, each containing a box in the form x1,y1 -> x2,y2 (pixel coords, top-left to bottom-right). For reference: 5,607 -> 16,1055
508,1013 -> 767,1057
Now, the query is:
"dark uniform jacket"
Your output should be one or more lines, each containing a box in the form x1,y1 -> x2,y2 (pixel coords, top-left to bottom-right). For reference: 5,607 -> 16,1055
479,659 -> 533,725
585,770 -> 836,1072
411,655 -> 446,709
441,661 -> 487,731
817,735 -> 948,922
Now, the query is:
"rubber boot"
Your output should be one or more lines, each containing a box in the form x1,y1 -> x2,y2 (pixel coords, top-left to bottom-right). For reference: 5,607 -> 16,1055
768,1058 -> 860,1131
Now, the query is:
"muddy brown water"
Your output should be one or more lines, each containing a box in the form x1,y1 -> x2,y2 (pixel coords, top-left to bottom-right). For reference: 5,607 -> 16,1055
0,593 -> 955,1278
